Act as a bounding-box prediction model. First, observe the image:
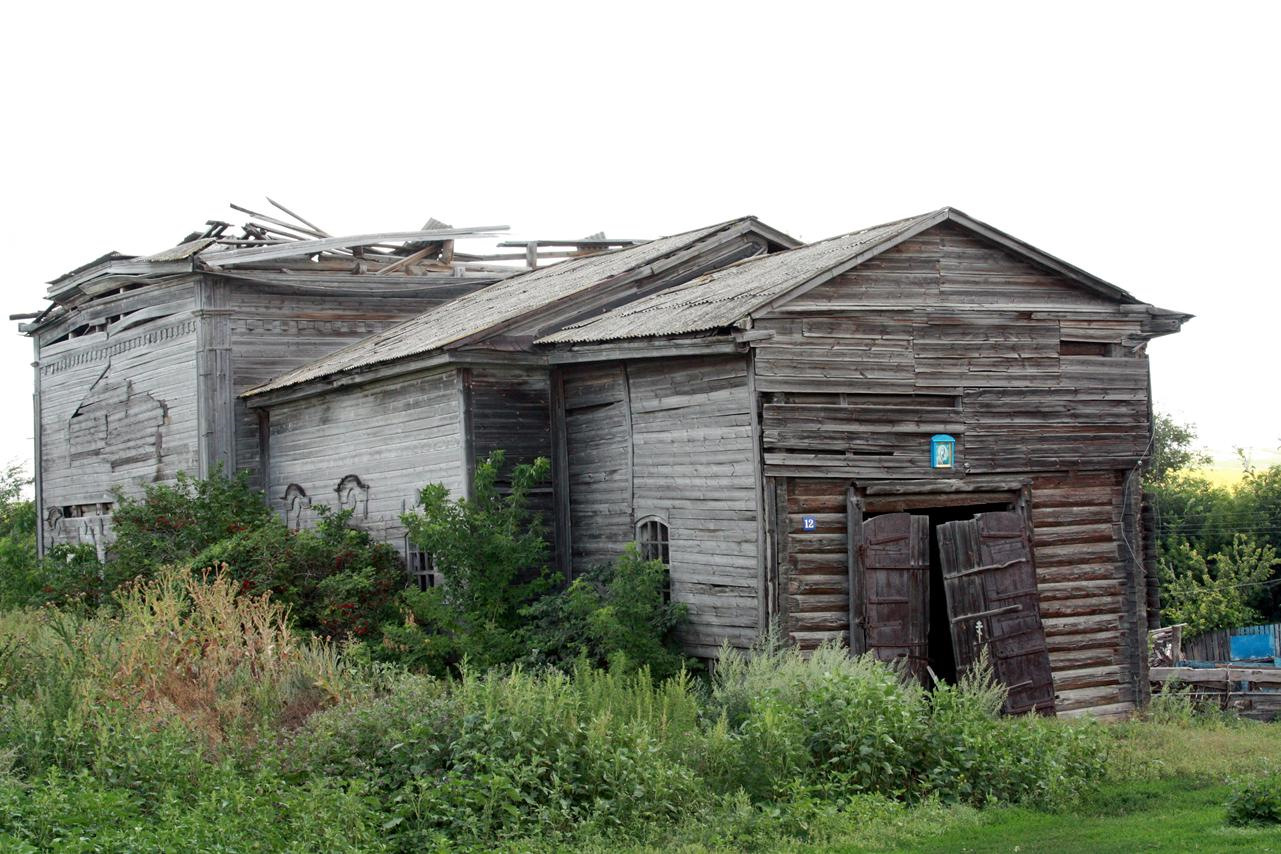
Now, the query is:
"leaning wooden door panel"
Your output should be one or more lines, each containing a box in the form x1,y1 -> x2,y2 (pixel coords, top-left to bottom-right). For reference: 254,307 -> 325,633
854,512 -> 929,678
938,511 -> 1056,715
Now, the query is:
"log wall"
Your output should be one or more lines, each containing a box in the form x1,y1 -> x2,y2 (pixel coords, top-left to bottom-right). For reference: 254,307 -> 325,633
760,222 -> 1154,716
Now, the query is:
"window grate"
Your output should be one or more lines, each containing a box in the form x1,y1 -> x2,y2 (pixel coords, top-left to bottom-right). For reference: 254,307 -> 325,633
636,517 -> 671,603
405,538 -> 439,592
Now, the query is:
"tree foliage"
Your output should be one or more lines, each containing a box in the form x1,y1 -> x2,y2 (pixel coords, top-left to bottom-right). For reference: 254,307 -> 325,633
1146,412 -> 1212,486
390,451 -> 555,672
1158,535 -> 1279,636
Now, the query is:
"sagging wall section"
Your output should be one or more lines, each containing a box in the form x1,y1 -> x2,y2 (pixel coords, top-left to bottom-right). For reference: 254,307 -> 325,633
558,355 -> 761,658
36,278 -> 203,553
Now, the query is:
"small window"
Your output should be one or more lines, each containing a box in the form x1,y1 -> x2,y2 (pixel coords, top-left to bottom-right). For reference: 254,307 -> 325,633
636,517 -> 671,603
1060,340 -> 1112,357
405,537 -> 439,592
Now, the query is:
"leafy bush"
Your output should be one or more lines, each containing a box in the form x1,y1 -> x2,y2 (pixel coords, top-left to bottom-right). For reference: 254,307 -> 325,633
709,640 -> 1105,807
108,467 -> 274,572
291,663 -> 708,845
390,451 -> 554,673
0,465 -> 39,609
522,544 -> 692,679
1158,534 -> 1279,636
1227,774 -> 1281,826
0,766 -> 389,852
194,505 -> 403,640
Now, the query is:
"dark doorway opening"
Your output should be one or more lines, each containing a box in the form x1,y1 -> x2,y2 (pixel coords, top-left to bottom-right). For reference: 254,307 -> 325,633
863,500 -> 1010,686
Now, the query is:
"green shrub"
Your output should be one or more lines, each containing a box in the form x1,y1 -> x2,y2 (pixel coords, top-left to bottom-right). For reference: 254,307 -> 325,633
709,640 -> 1106,807
392,451 -> 554,674
293,663 -> 709,845
1227,773 -> 1281,826
522,544 -> 692,679
0,766 -> 389,852
109,467 -> 274,573
0,465 -> 39,609
194,505 -> 404,640
1158,534 -> 1279,636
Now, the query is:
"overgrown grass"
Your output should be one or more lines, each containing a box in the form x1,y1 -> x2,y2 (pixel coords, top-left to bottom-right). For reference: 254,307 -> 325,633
4,569 -> 1279,851
0,570 -> 1118,850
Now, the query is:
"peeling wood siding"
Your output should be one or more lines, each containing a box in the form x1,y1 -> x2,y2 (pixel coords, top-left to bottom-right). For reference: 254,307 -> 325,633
562,356 -> 760,658
263,368 -> 465,553
228,286 -> 456,489
37,281 -> 201,550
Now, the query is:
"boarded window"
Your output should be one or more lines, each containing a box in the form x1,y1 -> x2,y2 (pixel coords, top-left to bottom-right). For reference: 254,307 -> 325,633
937,510 -> 1056,715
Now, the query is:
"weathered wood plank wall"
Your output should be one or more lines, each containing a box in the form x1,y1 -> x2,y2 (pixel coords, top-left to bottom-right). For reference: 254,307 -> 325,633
227,284 -> 461,489
36,278 -> 202,551
757,223 -> 1153,715
561,356 -> 760,657
262,368 -> 465,552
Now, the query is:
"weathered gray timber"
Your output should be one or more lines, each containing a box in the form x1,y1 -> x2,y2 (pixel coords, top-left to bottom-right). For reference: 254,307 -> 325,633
263,368 -> 465,548
537,208 -> 1189,717
560,356 -> 760,657
24,213 -> 504,555
25,204 -> 1189,720
243,217 -> 795,572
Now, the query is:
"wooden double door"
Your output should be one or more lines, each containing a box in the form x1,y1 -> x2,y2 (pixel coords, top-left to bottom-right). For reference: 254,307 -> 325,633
848,500 -> 1056,715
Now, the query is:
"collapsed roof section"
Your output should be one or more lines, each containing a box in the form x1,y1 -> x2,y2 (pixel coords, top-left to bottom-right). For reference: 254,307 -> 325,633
243,216 -> 798,398
18,199 -> 650,338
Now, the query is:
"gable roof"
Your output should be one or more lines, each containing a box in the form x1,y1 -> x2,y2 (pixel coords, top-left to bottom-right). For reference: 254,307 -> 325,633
536,207 -> 1143,345
244,216 -> 793,397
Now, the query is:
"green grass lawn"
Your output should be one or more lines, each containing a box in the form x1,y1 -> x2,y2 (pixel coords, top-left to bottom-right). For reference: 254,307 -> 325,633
878,780 -> 1281,853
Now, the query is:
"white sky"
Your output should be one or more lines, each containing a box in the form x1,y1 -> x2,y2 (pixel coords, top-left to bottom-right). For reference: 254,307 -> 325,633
2,1 -> 1277,475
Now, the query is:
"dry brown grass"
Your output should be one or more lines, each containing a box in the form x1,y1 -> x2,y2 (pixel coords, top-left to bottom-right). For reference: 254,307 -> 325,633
101,565 -> 342,749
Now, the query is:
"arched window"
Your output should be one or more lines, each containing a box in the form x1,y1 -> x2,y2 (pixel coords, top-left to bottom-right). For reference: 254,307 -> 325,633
636,516 -> 671,603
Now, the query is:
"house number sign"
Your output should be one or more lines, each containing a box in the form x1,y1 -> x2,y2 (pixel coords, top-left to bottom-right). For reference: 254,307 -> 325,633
802,515 -> 817,531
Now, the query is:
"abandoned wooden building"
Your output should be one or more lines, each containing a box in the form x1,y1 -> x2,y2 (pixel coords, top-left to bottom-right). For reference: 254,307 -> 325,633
21,204 -> 1190,718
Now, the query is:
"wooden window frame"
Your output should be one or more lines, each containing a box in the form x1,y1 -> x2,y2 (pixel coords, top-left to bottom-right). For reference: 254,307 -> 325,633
635,515 -> 671,603
404,536 -> 439,592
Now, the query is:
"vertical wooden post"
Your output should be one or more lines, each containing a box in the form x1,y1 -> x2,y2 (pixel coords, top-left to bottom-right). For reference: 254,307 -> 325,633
747,349 -> 769,635
620,362 -> 635,529
457,368 -> 474,501
31,336 -> 44,559
846,485 -> 865,654
195,275 -> 234,478
549,367 -> 572,581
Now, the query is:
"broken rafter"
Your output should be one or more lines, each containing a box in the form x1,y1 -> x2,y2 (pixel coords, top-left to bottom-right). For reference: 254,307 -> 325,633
265,197 -> 330,237
199,226 -> 509,268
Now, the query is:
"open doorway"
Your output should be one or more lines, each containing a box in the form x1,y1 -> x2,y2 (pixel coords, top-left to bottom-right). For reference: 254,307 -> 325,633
859,499 -> 1011,686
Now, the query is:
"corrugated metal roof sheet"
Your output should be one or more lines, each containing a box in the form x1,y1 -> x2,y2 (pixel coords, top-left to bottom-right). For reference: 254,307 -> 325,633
537,211 -> 936,344
245,218 -> 750,396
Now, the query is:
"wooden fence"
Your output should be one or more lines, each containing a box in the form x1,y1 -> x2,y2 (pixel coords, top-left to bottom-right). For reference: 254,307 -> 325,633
1181,622 -> 1281,663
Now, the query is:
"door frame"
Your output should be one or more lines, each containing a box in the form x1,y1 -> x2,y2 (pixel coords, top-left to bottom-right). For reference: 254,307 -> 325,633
846,479 -> 1032,658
